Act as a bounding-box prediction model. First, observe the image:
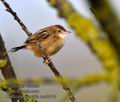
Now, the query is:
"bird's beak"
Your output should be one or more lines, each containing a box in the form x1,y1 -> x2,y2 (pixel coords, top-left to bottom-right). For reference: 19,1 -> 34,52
64,31 -> 71,34
66,31 -> 71,33
59,30 -> 70,38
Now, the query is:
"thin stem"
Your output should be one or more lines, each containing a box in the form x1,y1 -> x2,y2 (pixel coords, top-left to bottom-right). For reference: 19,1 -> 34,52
43,57 -> 77,102
1,0 -> 32,36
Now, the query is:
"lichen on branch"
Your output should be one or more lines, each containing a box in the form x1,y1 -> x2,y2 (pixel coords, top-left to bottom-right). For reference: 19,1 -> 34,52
47,0 -> 120,101
0,59 -> 7,68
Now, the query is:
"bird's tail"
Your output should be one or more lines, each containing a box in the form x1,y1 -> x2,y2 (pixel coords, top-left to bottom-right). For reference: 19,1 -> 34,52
9,45 -> 26,52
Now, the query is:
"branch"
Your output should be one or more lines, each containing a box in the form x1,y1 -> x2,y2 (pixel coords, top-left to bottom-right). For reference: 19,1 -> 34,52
47,0 -> 120,71
0,72 -> 110,102
0,72 -> 111,88
43,57 -> 77,102
0,72 -> 111,102
1,0 -> 32,36
88,0 -> 120,90
0,79 -> 37,102
48,0 -> 120,91
88,0 -> 120,57
0,33 -> 25,102
60,72 -> 110,102
1,0 -> 77,102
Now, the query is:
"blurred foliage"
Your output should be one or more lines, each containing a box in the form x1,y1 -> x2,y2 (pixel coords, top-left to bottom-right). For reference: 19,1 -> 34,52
0,33 -> 37,102
0,33 -> 25,102
0,72 -> 111,89
0,79 -> 37,102
88,0 -> 120,56
47,0 -> 120,102
0,59 -> 7,68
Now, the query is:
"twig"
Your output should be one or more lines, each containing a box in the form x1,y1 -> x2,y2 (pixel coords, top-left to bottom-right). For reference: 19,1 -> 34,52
1,0 -> 32,36
1,0 -> 78,102
43,57 -> 77,102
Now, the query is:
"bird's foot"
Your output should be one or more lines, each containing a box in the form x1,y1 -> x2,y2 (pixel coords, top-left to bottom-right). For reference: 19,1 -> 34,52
43,57 -> 51,64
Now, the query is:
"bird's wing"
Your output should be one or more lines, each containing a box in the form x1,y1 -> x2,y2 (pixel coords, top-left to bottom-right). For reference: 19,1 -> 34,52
35,30 -> 50,41
25,29 -> 50,43
25,34 -> 38,43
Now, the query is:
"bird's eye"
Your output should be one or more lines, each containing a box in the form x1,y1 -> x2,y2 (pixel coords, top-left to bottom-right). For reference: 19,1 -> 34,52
57,29 -> 61,33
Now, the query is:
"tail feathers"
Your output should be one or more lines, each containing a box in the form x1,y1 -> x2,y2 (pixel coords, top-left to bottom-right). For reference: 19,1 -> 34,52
9,45 -> 26,52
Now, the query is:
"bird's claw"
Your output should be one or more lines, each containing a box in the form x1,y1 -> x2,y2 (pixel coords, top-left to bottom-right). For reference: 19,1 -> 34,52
43,57 -> 50,64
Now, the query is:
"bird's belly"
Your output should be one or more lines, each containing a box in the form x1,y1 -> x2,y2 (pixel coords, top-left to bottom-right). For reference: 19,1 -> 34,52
43,39 -> 64,56
26,43 -> 43,57
26,38 -> 64,57
47,43 -> 63,56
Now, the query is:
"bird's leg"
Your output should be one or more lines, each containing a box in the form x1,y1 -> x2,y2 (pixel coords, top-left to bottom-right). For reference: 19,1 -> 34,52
43,56 -> 51,64
37,42 -> 50,64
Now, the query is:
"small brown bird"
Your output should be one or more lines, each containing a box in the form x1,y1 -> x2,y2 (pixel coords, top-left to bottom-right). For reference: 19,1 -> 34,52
10,25 -> 70,57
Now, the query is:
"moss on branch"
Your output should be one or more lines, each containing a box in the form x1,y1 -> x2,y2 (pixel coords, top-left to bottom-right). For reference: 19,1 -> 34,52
88,0 -> 120,57
47,0 -> 120,101
48,0 -> 120,72
0,59 -> 7,68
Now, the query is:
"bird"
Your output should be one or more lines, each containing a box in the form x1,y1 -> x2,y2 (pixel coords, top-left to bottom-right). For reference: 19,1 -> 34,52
10,25 -> 70,58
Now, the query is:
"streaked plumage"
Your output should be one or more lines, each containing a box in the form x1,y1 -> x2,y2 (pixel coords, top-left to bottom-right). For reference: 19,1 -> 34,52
10,25 -> 70,57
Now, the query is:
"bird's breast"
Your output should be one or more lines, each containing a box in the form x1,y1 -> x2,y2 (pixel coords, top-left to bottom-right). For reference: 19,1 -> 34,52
26,36 -> 64,57
41,36 -> 64,56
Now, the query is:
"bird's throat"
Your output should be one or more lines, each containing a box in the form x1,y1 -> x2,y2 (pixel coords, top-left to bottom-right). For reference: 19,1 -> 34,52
58,33 -> 67,38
